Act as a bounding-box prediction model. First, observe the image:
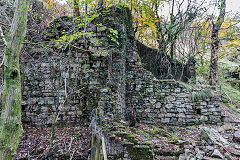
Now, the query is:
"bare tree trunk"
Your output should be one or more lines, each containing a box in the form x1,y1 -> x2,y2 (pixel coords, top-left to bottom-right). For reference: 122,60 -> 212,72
0,0 -> 29,159
210,0 -> 226,87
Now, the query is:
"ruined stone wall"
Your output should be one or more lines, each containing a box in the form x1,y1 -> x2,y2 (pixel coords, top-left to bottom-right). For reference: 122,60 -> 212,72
126,40 -> 221,125
136,41 -> 196,82
21,48 -> 108,125
0,7 -> 222,126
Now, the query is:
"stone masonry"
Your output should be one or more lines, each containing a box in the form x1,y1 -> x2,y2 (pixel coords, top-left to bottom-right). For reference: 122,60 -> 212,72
0,6 -> 221,126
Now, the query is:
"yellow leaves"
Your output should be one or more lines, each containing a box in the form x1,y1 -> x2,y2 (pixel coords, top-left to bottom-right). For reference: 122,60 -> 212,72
231,40 -> 240,46
219,19 -> 235,38
193,16 -> 240,59
219,39 -> 240,58
131,0 -> 162,48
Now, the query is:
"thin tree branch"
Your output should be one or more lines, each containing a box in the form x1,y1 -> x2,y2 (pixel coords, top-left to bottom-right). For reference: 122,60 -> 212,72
0,6 -> 11,25
0,25 -> 7,67
0,25 -> 7,46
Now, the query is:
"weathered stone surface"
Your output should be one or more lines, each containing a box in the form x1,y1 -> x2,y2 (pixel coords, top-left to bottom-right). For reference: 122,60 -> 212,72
200,127 -> 229,146
233,130 -> 240,142
195,148 -> 204,159
222,124 -> 233,131
211,149 -> 224,159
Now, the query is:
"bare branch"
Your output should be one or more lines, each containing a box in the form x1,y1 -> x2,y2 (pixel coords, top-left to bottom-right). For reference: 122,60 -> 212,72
0,54 -> 5,68
0,25 -> 7,67
0,21 -> 10,27
0,6 -> 11,25
0,25 -> 7,46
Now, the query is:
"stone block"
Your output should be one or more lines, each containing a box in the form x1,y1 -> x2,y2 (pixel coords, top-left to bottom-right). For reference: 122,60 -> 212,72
178,118 -> 185,122
179,108 -> 187,112
46,97 -> 54,104
165,113 -> 172,118
155,102 -> 162,108
178,113 -> 186,118
175,88 -> 181,93
38,98 -> 45,105
178,93 -> 187,98
201,109 -> 208,113
186,104 -> 193,109
161,118 -> 170,123
200,101 -> 207,106
166,96 -> 176,101
200,116 -> 208,121
186,115 -> 194,118
165,104 -> 173,108
149,98 -> 157,104
146,87 -> 153,92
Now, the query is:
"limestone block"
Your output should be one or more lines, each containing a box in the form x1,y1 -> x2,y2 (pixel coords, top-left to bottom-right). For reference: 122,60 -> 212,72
213,112 -> 220,116
155,102 -> 162,108
234,130 -> 240,142
211,149 -> 224,159
200,127 -> 229,146
177,108 -> 186,113
200,101 -> 207,106
38,98 -> 45,105
170,117 -> 177,122
200,116 -> 208,121
209,108 -> 216,112
161,118 -> 170,123
41,106 -> 48,112
207,105 -> 214,108
41,63 -> 50,67
174,88 -> 181,93
146,87 -> 153,92
165,104 -> 173,108
186,104 -> 193,109
46,97 -> 54,104
166,96 -> 176,102
178,118 -> 185,122
149,98 -> 157,104
201,109 -> 208,113
178,113 -> 186,118
165,113 -> 172,118
145,108 -> 151,113
135,84 -> 142,91
178,93 -> 187,98
148,113 -> 157,118
186,115 -> 194,118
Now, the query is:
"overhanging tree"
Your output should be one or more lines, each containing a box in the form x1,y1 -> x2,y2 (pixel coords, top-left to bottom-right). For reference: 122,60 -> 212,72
0,0 -> 29,159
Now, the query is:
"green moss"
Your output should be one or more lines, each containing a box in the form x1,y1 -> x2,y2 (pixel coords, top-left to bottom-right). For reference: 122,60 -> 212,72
168,136 -> 179,144
130,127 -> 137,133
144,141 -> 152,146
0,0 -> 29,158
154,150 -> 183,156
128,145 -> 153,160
114,132 -> 129,138
136,130 -> 152,140
124,142 -> 134,145
126,135 -> 135,138
132,138 -> 139,145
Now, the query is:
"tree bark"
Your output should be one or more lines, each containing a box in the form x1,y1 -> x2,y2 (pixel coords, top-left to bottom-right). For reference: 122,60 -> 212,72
210,0 -> 226,87
0,0 -> 29,159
